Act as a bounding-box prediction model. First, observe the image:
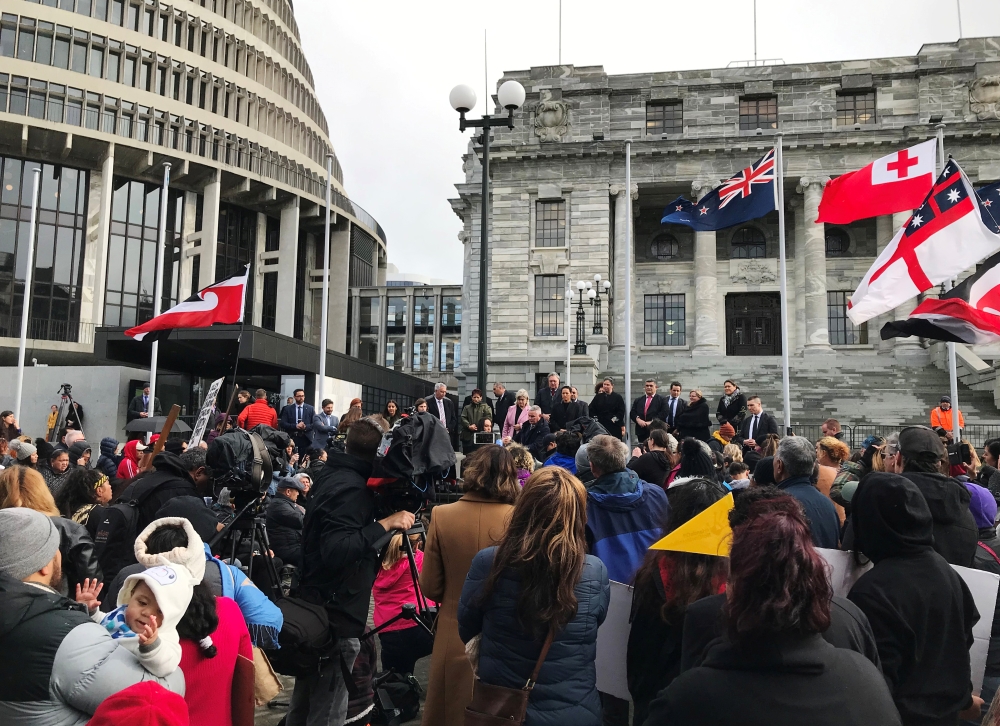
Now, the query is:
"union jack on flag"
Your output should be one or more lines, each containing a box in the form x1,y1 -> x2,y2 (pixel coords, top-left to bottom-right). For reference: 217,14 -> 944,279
661,148 -> 778,231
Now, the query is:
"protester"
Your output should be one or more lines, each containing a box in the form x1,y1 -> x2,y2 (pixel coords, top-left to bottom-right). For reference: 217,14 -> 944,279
773,436 -> 839,548
460,389 -> 493,454
647,499 -> 900,726
627,428 -> 677,487
715,379 -> 747,430
967,481 -> 1000,707
627,479 -> 729,724
373,533 -> 435,675
0,466 -> 102,594
265,476 -> 305,567
891,426 -> 978,566
45,405 -> 58,439
678,438 -> 718,482
54,469 -> 112,536
0,508 -> 184,723
727,461 -> 751,488
629,379 -> 668,443
96,437 -> 120,478
723,442 -> 743,463
115,450 -> 204,534
458,467 -> 610,726
504,442 -> 534,486
817,435 -> 850,524
551,385 -> 587,432
849,472 -> 982,724
40,448 -> 72,495
0,410 -> 20,442
674,389 -> 712,442
414,397 -> 428,414
116,439 -> 146,479
514,405 -> 551,461
710,421 -> 736,452
237,388 -> 278,429
543,431 -> 581,474
589,377 -> 627,440
295,418 -> 415,725
420,446 -> 518,726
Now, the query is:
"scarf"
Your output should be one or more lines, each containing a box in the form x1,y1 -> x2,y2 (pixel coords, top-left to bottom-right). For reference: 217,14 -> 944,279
721,388 -> 740,408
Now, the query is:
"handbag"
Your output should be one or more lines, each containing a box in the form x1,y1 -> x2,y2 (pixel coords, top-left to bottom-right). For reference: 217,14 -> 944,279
252,646 -> 283,706
464,629 -> 554,726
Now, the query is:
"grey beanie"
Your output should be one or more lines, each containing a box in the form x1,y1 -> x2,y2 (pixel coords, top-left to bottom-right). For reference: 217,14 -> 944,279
15,442 -> 36,461
0,508 -> 60,580
575,444 -> 591,472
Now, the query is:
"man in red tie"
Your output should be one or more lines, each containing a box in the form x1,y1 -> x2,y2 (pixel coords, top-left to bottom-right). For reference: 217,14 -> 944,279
629,379 -> 668,444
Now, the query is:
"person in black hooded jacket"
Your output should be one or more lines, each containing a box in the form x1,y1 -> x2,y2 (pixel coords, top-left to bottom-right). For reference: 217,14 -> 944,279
114,450 -> 200,533
848,472 -> 981,725
627,428 -> 676,487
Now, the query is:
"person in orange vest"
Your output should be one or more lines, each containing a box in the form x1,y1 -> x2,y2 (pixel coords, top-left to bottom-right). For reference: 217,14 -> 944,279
930,395 -> 965,433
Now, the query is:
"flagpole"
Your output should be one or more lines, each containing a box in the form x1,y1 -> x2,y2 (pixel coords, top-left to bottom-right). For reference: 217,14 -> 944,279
566,283 -> 572,387
775,134 -> 792,434
624,140 -> 633,447
14,167 -> 40,425
934,123 -> 962,441
147,163 -> 171,420
318,154 -> 333,410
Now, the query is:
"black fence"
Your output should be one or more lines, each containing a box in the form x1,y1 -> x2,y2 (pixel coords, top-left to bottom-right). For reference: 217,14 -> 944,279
792,423 -> 1000,449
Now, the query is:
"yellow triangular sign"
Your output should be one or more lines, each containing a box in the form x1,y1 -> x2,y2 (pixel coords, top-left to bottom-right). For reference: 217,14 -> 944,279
649,492 -> 734,557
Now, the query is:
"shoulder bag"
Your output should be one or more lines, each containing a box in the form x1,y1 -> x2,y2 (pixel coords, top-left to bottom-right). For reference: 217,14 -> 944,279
464,628 -> 554,726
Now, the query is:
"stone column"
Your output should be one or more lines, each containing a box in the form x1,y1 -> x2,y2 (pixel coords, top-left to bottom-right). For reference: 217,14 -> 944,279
82,143 -> 114,329
178,191 -> 198,299
403,287 -> 415,373
200,170 -> 222,285
791,195 -> 807,353
349,289 -> 361,358
328,223 -> 351,354
892,211 -> 923,357
274,197 -> 299,338
251,212 -> 267,327
800,178 -> 833,353
692,181 -> 721,354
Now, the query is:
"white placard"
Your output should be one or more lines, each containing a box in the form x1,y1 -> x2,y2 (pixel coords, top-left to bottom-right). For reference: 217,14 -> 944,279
188,377 -> 225,447
595,580 -> 633,701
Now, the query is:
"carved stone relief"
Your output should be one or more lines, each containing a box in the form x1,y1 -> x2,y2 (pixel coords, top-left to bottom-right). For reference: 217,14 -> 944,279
730,259 -> 778,284
534,90 -> 571,142
970,76 -> 1000,121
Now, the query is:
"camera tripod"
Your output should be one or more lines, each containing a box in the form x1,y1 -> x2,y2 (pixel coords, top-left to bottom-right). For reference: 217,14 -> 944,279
210,494 -> 283,603
48,383 -> 83,443
365,519 -> 438,640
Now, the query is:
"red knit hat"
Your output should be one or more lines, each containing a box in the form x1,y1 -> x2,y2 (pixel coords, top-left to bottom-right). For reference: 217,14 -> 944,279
720,422 -> 736,439
88,682 -> 189,726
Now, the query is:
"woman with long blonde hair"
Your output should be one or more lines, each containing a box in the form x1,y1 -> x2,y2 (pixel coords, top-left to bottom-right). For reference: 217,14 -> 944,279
0,465 -> 102,593
458,467 -> 610,726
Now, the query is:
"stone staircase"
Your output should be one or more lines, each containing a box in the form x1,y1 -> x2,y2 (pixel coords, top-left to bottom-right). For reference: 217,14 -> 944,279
605,354 -> 1000,428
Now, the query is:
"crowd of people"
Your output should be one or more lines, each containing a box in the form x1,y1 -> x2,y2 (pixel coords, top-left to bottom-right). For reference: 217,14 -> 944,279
0,372 -> 998,726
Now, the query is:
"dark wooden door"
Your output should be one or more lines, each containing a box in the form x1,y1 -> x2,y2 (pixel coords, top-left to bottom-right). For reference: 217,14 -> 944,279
726,293 -> 782,356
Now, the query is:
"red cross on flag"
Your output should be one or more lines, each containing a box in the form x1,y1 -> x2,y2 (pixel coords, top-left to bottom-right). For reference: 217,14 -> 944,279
817,139 -> 937,224
847,159 -> 1000,324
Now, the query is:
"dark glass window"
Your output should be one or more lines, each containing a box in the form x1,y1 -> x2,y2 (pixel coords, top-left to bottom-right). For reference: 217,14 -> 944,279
650,233 -> 679,260
293,230 -> 306,339
261,270 -> 277,331
215,203 -> 255,316
0,25 -> 15,58
358,296 -> 379,364
731,226 -> 766,259
0,158 -> 89,343
646,101 -> 682,135
35,32 -> 52,65
534,275 -> 565,336
16,28 -> 34,62
828,291 -> 867,345
644,294 -> 686,346
104,178 -> 183,327
414,295 -> 434,330
825,228 -> 850,257
440,294 -> 461,372
535,200 -> 566,248
264,215 -> 279,251
189,254 -> 200,296
836,91 -> 876,126
739,96 -> 778,131
349,225 -> 375,287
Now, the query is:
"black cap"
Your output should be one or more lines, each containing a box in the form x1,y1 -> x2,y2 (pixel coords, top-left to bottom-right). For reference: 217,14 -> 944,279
941,395 -> 951,404
898,425 -> 946,462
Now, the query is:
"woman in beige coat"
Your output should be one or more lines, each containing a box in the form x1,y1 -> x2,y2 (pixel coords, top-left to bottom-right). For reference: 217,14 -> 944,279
420,445 -> 519,726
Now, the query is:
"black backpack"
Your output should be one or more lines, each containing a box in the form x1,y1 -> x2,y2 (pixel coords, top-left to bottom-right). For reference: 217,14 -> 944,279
92,480 -> 162,584
264,596 -> 335,677
371,670 -> 422,725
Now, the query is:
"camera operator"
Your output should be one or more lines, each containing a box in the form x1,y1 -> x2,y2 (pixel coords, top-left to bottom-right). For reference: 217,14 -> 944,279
266,476 -> 305,568
292,417 -> 416,726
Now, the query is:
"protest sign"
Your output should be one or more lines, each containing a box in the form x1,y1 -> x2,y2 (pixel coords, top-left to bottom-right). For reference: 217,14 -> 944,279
188,377 -> 225,447
595,580 -> 633,701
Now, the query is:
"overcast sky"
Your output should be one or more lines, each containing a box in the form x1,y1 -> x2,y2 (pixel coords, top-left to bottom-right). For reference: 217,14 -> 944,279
296,0 -> 1000,283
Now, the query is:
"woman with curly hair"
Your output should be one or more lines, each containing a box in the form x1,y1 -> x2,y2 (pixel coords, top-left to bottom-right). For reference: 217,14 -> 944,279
644,499 -> 899,725
54,469 -> 113,536
458,467 -> 610,726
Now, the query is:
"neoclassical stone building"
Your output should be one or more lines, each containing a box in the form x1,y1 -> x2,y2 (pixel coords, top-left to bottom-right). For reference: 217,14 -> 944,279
451,37 -> 1000,427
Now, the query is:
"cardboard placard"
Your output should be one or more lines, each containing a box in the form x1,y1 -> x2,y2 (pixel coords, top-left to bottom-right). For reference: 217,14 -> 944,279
189,377 -> 225,448
594,580 -> 633,701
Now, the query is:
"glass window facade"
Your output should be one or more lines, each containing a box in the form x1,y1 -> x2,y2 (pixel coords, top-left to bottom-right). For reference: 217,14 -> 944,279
535,200 -> 566,248
644,294 -> 686,346
0,157 -> 89,342
534,275 -> 565,336
261,270 -> 277,331
358,296 -> 379,364
828,291 -> 867,345
349,225 -> 375,287
731,226 -> 766,259
440,295 -> 461,372
104,177 -> 182,328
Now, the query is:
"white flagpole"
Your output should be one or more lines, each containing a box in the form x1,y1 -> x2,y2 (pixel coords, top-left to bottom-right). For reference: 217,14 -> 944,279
934,123 -> 961,441
566,284 -> 572,387
14,168 -> 41,424
318,154 -> 333,409
775,134 -> 791,434
148,162 -> 171,419
624,141 -> 633,446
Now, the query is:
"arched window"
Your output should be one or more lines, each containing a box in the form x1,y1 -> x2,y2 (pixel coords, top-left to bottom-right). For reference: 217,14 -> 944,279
650,233 -> 679,260
825,228 -> 850,257
731,227 -> 765,259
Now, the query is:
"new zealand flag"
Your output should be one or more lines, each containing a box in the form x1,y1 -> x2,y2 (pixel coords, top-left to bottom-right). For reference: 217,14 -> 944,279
976,180 -> 1000,233
660,148 -> 777,231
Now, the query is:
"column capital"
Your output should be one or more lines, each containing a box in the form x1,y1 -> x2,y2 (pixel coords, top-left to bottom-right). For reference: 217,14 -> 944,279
797,176 -> 830,192
610,183 -> 638,199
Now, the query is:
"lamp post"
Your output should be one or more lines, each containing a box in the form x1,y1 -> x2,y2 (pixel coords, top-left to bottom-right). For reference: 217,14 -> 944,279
449,79 -> 526,392
574,280 -> 588,355
591,274 -> 610,334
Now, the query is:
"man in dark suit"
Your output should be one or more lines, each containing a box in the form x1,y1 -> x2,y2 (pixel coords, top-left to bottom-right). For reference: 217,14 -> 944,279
734,395 -> 779,452
589,377 -> 627,440
492,383 -> 517,430
431,383 -> 460,451
663,380 -> 688,431
127,383 -> 161,422
279,388 -> 316,452
515,405 -> 551,461
534,372 -> 561,423
569,387 -> 589,418
629,379 -> 669,443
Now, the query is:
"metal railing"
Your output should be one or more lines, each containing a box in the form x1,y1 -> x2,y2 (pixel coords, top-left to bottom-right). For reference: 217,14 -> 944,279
792,423 -> 1000,449
0,315 -> 94,345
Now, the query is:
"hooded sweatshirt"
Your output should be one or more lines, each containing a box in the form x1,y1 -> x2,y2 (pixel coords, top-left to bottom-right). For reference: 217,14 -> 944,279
848,473 -> 978,726
68,440 -> 92,470
899,469 -> 978,567
585,468 -> 669,583
117,440 -> 143,480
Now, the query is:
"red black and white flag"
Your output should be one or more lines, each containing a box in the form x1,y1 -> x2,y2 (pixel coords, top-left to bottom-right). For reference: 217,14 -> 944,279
124,266 -> 248,342
847,160 -> 1000,324
881,251 -> 1000,344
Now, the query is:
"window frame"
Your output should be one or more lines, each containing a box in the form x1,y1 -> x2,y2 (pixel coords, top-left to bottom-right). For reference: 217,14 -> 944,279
739,95 -> 778,131
533,274 -> 566,337
827,290 -> 868,345
645,100 -> 683,136
836,90 -> 876,126
534,199 -> 566,249
643,294 -> 687,347
731,226 -> 766,259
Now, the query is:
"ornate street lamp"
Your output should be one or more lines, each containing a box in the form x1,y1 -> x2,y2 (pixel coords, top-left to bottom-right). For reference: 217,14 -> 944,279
574,280 -> 588,355
591,274 -> 611,334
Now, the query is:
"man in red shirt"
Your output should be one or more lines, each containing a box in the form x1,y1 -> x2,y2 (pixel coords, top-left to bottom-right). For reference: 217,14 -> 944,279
238,389 -> 278,429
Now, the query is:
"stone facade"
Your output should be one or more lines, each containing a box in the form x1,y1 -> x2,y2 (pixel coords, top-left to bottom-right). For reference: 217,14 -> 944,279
450,38 -> 1000,425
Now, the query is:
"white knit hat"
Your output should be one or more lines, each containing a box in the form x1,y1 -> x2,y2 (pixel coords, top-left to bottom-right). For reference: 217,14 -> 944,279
133,516 -> 207,585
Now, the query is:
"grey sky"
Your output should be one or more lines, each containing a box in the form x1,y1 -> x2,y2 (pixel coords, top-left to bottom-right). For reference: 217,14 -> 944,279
297,0 -> 1000,283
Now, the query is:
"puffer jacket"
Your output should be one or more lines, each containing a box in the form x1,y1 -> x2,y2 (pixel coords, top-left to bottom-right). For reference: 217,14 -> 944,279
96,437 -> 119,478
265,493 -> 304,567
51,515 -> 102,594
0,574 -> 184,725
458,547 -> 610,726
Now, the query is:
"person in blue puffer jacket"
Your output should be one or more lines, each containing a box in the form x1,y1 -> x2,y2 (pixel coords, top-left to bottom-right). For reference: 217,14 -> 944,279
458,467 -> 610,726
96,437 -> 120,479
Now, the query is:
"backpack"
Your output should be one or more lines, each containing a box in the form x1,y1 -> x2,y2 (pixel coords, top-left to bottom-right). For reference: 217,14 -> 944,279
371,671 -> 422,726
92,479 -> 165,584
264,596 -> 335,677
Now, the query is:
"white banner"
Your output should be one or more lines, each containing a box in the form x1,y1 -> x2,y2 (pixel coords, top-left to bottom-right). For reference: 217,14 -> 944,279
188,377 -> 225,448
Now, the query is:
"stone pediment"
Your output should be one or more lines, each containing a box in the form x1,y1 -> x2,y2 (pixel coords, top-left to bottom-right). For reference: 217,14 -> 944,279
730,258 -> 778,284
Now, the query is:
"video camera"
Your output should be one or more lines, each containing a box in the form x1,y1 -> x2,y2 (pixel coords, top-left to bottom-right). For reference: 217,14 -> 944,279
206,424 -> 291,497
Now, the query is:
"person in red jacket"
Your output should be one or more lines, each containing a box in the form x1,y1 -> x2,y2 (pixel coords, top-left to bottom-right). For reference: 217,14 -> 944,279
237,389 -> 278,429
